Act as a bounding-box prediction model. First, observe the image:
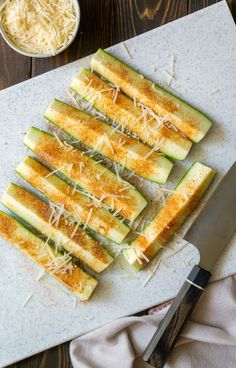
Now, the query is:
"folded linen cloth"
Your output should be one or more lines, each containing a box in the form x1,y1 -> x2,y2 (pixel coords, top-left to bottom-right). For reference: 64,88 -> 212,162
70,275 -> 236,368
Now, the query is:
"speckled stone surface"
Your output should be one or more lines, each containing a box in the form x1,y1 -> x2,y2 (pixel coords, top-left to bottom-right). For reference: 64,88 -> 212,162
0,1 -> 236,366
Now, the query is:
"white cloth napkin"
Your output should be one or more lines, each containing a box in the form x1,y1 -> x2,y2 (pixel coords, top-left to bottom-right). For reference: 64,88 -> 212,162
70,275 -> 236,368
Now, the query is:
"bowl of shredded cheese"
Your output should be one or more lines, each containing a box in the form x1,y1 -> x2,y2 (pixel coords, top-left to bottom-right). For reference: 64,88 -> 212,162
0,0 -> 80,57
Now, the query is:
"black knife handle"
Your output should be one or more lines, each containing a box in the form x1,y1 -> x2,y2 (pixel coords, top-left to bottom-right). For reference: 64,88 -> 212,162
143,265 -> 211,367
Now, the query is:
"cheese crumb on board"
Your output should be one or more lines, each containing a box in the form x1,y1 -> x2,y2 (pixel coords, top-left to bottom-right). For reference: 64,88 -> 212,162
21,292 -> 33,309
0,0 -> 78,54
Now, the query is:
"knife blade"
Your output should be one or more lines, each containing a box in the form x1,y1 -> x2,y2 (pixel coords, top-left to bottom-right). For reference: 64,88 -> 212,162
143,162 -> 236,368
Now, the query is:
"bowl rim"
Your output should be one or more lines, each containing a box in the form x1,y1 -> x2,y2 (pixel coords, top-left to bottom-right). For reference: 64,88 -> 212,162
0,0 -> 80,58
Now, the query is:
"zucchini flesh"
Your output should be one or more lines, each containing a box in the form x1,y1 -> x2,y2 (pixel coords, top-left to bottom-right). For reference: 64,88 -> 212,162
45,99 -> 173,184
91,49 -> 212,143
0,210 -> 97,300
16,156 -> 129,244
24,127 -> 147,222
1,183 -> 113,273
71,69 -> 192,160
123,162 -> 215,270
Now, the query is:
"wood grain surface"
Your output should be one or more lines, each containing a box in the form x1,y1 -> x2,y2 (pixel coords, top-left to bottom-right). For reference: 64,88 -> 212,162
1,0 -> 234,366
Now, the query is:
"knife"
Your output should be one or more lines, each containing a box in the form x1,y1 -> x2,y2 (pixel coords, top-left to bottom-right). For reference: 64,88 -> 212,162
142,161 -> 236,368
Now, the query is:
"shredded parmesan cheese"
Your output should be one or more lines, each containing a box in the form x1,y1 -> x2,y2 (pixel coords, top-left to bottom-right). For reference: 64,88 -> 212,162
158,187 -> 188,199
0,0 -> 78,54
83,208 -> 93,230
45,165 -> 66,178
73,296 -> 78,308
209,88 -> 220,96
49,202 -> 65,227
71,222 -> 80,239
143,139 -> 165,159
21,292 -> 33,309
121,41 -> 132,59
142,258 -> 161,287
165,54 -> 176,87
46,249 -> 74,275
37,269 -> 45,282
114,163 -> 121,182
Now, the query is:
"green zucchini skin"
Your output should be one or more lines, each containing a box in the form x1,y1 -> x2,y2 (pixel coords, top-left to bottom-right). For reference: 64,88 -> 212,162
24,127 -> 147,223
45,99 -> 173,184
70,69 -> 192,161
16,156 -> 130,244
0,210 -> 97,300
123,162 -> 216,270
1,183 -> 114,273
91,49 -> 212,143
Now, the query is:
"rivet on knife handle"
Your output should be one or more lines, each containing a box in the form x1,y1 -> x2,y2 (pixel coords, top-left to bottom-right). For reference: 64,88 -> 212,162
142,265 -> 211,368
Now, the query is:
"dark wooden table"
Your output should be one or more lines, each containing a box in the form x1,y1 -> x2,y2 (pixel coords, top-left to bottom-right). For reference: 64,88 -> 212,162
1,0 -> 235,367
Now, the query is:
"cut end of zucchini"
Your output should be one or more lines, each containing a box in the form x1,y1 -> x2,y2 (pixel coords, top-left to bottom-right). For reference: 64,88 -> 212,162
152,157 -> 173,184
123,248 -> 146,271
161,135 -> 192,161
24,126 -> 44,150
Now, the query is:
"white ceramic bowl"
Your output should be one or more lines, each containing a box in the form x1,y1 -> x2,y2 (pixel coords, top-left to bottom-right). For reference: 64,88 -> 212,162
0,0 -> 80,58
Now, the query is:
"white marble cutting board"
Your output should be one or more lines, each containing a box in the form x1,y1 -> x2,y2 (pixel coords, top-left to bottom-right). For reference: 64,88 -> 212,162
0,1 -> 236,366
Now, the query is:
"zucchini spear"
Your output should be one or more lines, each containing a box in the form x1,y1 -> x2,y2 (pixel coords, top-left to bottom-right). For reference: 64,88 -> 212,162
124,162 -> 215,270
91,49 -> 212,143
16,156 -> 129,244
45,99 -> 173,184
24,127 -> 147,222
0,210 -> 97,300
1,183 -> 113,273
71,69 -> 192,160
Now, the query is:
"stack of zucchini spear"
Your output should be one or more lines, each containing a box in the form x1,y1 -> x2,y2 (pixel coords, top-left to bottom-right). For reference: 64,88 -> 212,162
0,49 -> 216,301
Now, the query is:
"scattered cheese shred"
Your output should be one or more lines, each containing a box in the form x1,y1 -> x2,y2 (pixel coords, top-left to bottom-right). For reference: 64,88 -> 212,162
46,249 -> 74,276
209,88 -> 220,96
85,315 -> 94,320
165,54 -> 176,87
158,187 -> 188,199
142,258 -> 161,287
73,296 -> 78,308
103,133 -> 114,154
53,131 -> 64,147
114,163 -> 121,182
49,202 -> 65,227
121,41 -> 132,59
143,138 -> 165,159
21,292 -> 33,309
83,208 -> 93,230
37,269 -> 46,282
0,0 -> 78,54
45,165 -> 66,178
71,222 -> 80,239
113,207 -> 123,216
